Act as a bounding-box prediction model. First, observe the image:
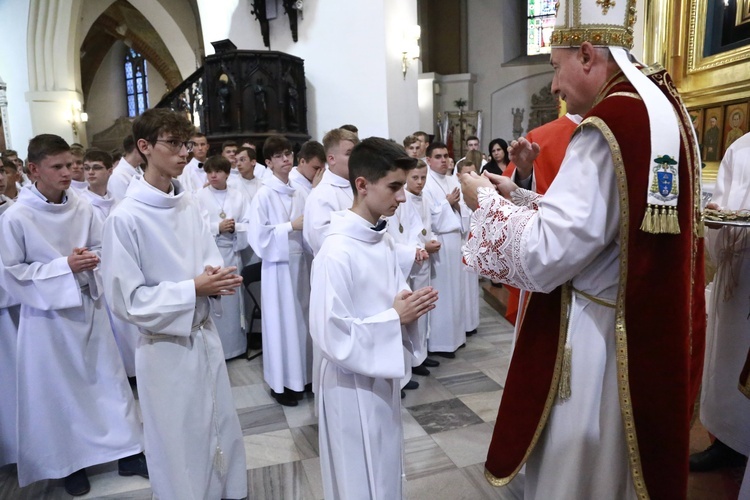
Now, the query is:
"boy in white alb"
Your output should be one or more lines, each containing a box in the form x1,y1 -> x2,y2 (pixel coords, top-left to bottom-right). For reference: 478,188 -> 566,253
422,142 -> 466,358
246,135 -> 312,407
69,145 -> 88,193
311,137 -> 438,499
456,161 -> 481,336
0,134 -> 146,497
177,132 -> 210,193
79,149 -> 140,378
108,135 -> 143,203
289,140 -> 326,199
102,109 -> 247,500
196,155 -> 251,359
303,128 -> 359,255
229,146 -> 263,202
0,167 -> 19,468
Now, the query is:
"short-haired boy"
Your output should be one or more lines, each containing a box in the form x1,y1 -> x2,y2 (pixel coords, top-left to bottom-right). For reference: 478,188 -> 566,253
195,155 -> 251,359
69,144 -> 88,192
403,135 -> 421,159
289,140 -> 325,198
102,109 -> 247,499
178,131 -> 210,192
229,146 -> 262,202
246,134 -> 312,406
2,158 -> 20,200
311,137 -> 438,499
0,134 -> 145,496
303,128 -> 359,254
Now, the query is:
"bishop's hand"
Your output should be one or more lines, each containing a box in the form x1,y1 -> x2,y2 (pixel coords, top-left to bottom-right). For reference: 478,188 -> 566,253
460,172 -> 494,211
508,137 -> 540,179
483,172 -> 518,200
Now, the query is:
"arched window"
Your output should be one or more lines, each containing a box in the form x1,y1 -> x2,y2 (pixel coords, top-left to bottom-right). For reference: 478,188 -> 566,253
527,0 -> 557,56
125,48 -> 149,117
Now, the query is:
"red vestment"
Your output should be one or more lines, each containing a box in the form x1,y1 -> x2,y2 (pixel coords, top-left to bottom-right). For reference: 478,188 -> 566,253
484,70 -> 706,499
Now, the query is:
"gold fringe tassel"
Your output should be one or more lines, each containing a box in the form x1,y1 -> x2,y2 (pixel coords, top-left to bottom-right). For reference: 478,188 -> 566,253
558,345 -> 572,401
640,204 -> 681,235
695,213 -> 705,238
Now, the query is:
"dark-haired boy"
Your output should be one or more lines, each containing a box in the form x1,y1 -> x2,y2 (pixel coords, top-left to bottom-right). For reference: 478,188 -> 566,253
289,140 -> 325,198
1,158 -> 20,200
108,135 -> 143,203
246,134 -> 312,406
229,146 -> 262,202
303,128 -> 359,255
0,134 -> 145,495
195,155 -> 250,359
102,109 -> 247,499
423,142 -> 466,358
310,137 -> 438,499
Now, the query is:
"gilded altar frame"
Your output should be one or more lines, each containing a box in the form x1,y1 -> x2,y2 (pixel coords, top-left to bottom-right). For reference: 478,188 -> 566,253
644,0 -> 750,181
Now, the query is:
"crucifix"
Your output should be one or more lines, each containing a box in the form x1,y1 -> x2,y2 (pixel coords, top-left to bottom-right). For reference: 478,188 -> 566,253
596,0 -> 616,14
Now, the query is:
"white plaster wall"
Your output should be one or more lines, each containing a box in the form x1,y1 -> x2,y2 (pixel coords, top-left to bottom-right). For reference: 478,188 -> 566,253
85,41 -> 127,138
147,61 -> 168,106
490,71 -> 553,142
197,0 -> 418,141
0,0 -> 34,152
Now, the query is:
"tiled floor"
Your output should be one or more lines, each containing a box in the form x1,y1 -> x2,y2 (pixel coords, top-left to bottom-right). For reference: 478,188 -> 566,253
0,299 -> 745,499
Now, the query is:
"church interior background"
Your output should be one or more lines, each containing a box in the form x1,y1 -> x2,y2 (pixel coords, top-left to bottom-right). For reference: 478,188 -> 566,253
0,0 -> 748,497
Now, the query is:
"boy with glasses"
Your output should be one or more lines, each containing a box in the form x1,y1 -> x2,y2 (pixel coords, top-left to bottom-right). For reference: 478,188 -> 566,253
102,109 -> 247,499
246,135 -> 312,407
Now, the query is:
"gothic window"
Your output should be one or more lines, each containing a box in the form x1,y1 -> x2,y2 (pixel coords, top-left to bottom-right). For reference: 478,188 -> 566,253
125,48 -> 149,117
527,0 -> 557,56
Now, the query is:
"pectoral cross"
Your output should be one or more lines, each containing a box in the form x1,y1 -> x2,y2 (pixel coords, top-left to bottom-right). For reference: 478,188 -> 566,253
596,0 -> 615,14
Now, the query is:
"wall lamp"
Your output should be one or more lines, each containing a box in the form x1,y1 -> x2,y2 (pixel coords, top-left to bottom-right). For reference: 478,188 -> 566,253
401,25 -> 421,80
64,100 -> 88,138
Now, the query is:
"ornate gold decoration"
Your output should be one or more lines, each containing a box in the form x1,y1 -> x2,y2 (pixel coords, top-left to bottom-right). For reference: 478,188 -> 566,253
736,0 -> 750,27
597,0 -> 616,14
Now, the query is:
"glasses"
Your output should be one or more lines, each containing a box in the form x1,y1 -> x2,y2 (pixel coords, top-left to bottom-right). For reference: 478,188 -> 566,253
155,139 -> 194,153
83,165 -> 107,172
271,151 -> 294,160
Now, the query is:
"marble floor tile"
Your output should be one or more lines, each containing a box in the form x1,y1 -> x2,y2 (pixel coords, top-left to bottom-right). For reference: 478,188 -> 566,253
401,405 -> 428,440
232,383 -> 276,409
473,358 -> 511,387
461,463 -> 522,500
401,372 -> 456,408
408,398 -> 484,434
427,357 -> 481,378
405,465 -> 485,500
282,396 -> 317,428
237,403 -> 288,436
301,457 -> 325,500
431,422 -> 495,468
244,429 -> 302,469
226,357 -> 265,387
403,435 -> 456,480
92,489 -> 154,499
246,461 -> 315,500
436,370 -> 503,397
459,390 -> 503,422
290,425 -> 319,459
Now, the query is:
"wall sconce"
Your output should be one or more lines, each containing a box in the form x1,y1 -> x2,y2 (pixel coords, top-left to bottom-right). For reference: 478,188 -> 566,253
64,100 -> 88,138
401,25 -> 421,80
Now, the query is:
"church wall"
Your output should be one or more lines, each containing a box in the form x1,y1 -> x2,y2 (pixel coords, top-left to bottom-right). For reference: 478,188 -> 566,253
197,0 -> 418,142
85,41 -> 128,141
0,1 -> 34,153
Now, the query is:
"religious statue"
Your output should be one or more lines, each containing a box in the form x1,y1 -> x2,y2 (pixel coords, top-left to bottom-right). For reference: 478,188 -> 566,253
254,81 -> 268,128
287,84 -> 299,130
217,74 -> 232,130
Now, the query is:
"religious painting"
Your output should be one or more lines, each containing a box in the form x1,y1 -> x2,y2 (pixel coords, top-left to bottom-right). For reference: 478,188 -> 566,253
723,101 -> 748,155
702,106 -> 724,162
688,0 -> 750,74
688,108 -> 704,151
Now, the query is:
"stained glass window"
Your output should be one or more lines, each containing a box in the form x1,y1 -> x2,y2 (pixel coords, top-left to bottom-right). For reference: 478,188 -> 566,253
527,0 -> 557,56
125,48 -> 149,117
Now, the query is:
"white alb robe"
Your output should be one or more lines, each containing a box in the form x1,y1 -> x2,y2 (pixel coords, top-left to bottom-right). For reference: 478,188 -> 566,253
79,188 -> 140,377
303,169 -> 354,255
701,132 -> 750,456
463,128 -> 636,499
460,200 -> 481,332
311,210 -> 422,500
0,187 -> 143,486
422,169 -> 466,352
102,177 -> 247,500
196,185 -> 250,359
178,157 -> 207,193
0,196 -> 19,468
289,166 -> 313,198
246,174 -> 312,393
107,157 -> 142,203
